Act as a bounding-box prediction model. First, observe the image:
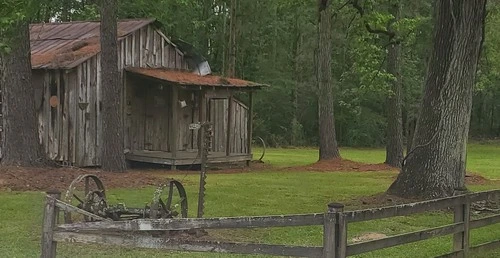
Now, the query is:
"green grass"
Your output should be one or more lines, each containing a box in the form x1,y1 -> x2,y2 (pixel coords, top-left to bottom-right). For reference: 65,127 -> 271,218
1,143 -> 499,257
256,143 -> 500,180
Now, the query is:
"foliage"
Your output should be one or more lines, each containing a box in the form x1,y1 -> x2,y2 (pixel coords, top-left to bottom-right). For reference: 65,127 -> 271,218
3,0 -> 500,147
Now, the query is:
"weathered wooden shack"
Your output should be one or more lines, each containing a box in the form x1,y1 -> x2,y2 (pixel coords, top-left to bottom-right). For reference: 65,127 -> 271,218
28,19 -> 264,167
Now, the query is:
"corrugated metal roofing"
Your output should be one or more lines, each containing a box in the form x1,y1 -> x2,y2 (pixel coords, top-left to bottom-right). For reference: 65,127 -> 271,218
30,18 -> 156,69
126,67 -> 265,88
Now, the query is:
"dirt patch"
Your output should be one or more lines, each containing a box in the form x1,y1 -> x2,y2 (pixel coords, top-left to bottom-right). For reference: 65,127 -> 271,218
0,166 -> 169,192
351,232 -> 387,243
0,161 -> 492,192
208,161 -> 273,174
290,158 -> 397,172
345,193 -> 421,210
465,173 -> 490,185
0,161 -> 274,192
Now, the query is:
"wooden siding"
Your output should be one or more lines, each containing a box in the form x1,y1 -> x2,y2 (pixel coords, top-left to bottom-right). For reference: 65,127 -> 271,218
35,70 -> 77,163
36,24 -> 189,166
209,97 -> 248,154
33,23 -> 250,167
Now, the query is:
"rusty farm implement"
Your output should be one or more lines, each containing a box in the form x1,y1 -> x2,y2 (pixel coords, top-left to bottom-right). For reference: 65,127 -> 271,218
62,174 -> 188,222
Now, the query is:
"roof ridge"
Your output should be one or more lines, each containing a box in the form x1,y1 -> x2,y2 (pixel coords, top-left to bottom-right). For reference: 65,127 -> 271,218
30,18 -> 156,26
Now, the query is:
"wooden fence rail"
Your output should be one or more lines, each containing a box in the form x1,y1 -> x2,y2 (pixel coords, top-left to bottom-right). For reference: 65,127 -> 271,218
41,190 -> 500,258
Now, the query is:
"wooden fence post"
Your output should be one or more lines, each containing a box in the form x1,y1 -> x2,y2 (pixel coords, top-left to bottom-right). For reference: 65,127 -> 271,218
324,203 -> 345,258
41,190 -> 61,258
453,196 -> 471,257
323,203 -> 337,258
336,204 -> 347,258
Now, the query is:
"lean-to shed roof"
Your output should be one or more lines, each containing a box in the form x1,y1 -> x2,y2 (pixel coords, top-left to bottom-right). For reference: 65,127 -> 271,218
30,18 -> 156,69
126,67 -> 266,88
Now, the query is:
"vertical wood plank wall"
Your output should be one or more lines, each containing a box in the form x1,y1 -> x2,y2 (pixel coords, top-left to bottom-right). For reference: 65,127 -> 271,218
34,23 -> 251,166
35,70 -> 78,164
35,24 -> 188,166
209,98 -> 248,154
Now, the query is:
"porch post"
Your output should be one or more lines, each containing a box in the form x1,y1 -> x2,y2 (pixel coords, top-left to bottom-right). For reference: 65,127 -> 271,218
198,89 -> 207,156
169,86 -> 178,161
247,91 -> 253,156
226,93 -> 233,156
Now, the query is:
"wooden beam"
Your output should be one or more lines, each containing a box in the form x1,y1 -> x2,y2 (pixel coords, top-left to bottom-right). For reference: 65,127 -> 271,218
55,199 -> 112,222
322,204 -> 338,258
41,191 -> 61,258
347,223 -> 465,256
247,91 -> 253,156
344,190 -> 500,223
453,199 -> 470,255
198,90 -> 206,156
470,239 -> 500,254
169,86 -> 178,158
53,232 -> 322,258
55,213 -> 324,232
226,95 -> 233,156
470,214 -> 500,229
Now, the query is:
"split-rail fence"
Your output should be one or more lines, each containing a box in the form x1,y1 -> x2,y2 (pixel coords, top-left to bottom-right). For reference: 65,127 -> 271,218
41,190 -> 500,258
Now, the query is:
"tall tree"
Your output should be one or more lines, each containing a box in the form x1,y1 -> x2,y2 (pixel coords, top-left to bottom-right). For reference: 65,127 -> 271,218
0,20 -> 44,166
388,0 -> 487,198
100,0 -> 127,171
226,0 -> 237,77
318,0 -> 341,160
350,0 -> 404,167
384,1 -> 404,168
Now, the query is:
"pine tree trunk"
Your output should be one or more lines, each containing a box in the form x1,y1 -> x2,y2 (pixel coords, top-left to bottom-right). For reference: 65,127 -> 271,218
0,21 -> 44,166
226,0 -> 237,77
100,0 -> 127,171
318,0 -> 341,160
384,2 -> 403,168
200,0 -> 211,57
388,1 -> 486,198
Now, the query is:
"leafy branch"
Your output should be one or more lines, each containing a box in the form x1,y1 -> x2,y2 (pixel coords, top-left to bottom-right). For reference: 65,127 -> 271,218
350,0 -> 397,42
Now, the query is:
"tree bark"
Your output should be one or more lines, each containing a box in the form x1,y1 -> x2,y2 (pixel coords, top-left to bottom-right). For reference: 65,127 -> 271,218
0,21 -> 44,166
317,0 -> 341,160
388,0 -> 487,198
100,0 -> 127,171
384,2 -> 404,168
226,0 -> 237,77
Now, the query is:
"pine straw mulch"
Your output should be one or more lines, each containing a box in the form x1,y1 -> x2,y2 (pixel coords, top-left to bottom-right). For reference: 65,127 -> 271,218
289,158 -> 397,172
0,159 -> 494,192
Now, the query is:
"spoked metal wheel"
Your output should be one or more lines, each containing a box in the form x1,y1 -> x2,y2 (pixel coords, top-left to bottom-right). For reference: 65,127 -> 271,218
63,174 -> 108,223
150,180 -> 188,219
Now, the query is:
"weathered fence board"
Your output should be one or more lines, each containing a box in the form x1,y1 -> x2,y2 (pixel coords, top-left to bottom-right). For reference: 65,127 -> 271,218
345,191 -> 499,223
347,223 -> 464,256
41,191 -> 61,258
43,190 -> 500,258
470,214 -> 500,229
470,239 -> 500,253
56,213 -> 324,232
434,250 -> 463,258
53,232 -> 322,257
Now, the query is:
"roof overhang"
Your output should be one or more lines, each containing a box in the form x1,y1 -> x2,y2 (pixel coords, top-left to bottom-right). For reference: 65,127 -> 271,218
125,67 -> 267,90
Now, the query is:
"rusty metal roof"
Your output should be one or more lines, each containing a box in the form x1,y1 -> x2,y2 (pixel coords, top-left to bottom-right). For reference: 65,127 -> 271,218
30,18 -> 155,69
126,67 -> 266,88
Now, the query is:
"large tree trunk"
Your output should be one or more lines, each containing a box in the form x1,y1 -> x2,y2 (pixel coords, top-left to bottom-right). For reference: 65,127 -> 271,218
388,1 -> 487,198
317,0 -> 341,160
0,21 -> 44,166
384,2 -> 404,168
100,0 -> 127,171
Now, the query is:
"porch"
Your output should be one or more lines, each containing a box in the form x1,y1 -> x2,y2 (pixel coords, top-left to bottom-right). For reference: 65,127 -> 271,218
125,150 -> 252,166
123,67 -> 264,168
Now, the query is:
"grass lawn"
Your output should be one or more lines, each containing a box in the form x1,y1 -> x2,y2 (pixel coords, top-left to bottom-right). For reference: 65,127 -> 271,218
1,143 -> 499,257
